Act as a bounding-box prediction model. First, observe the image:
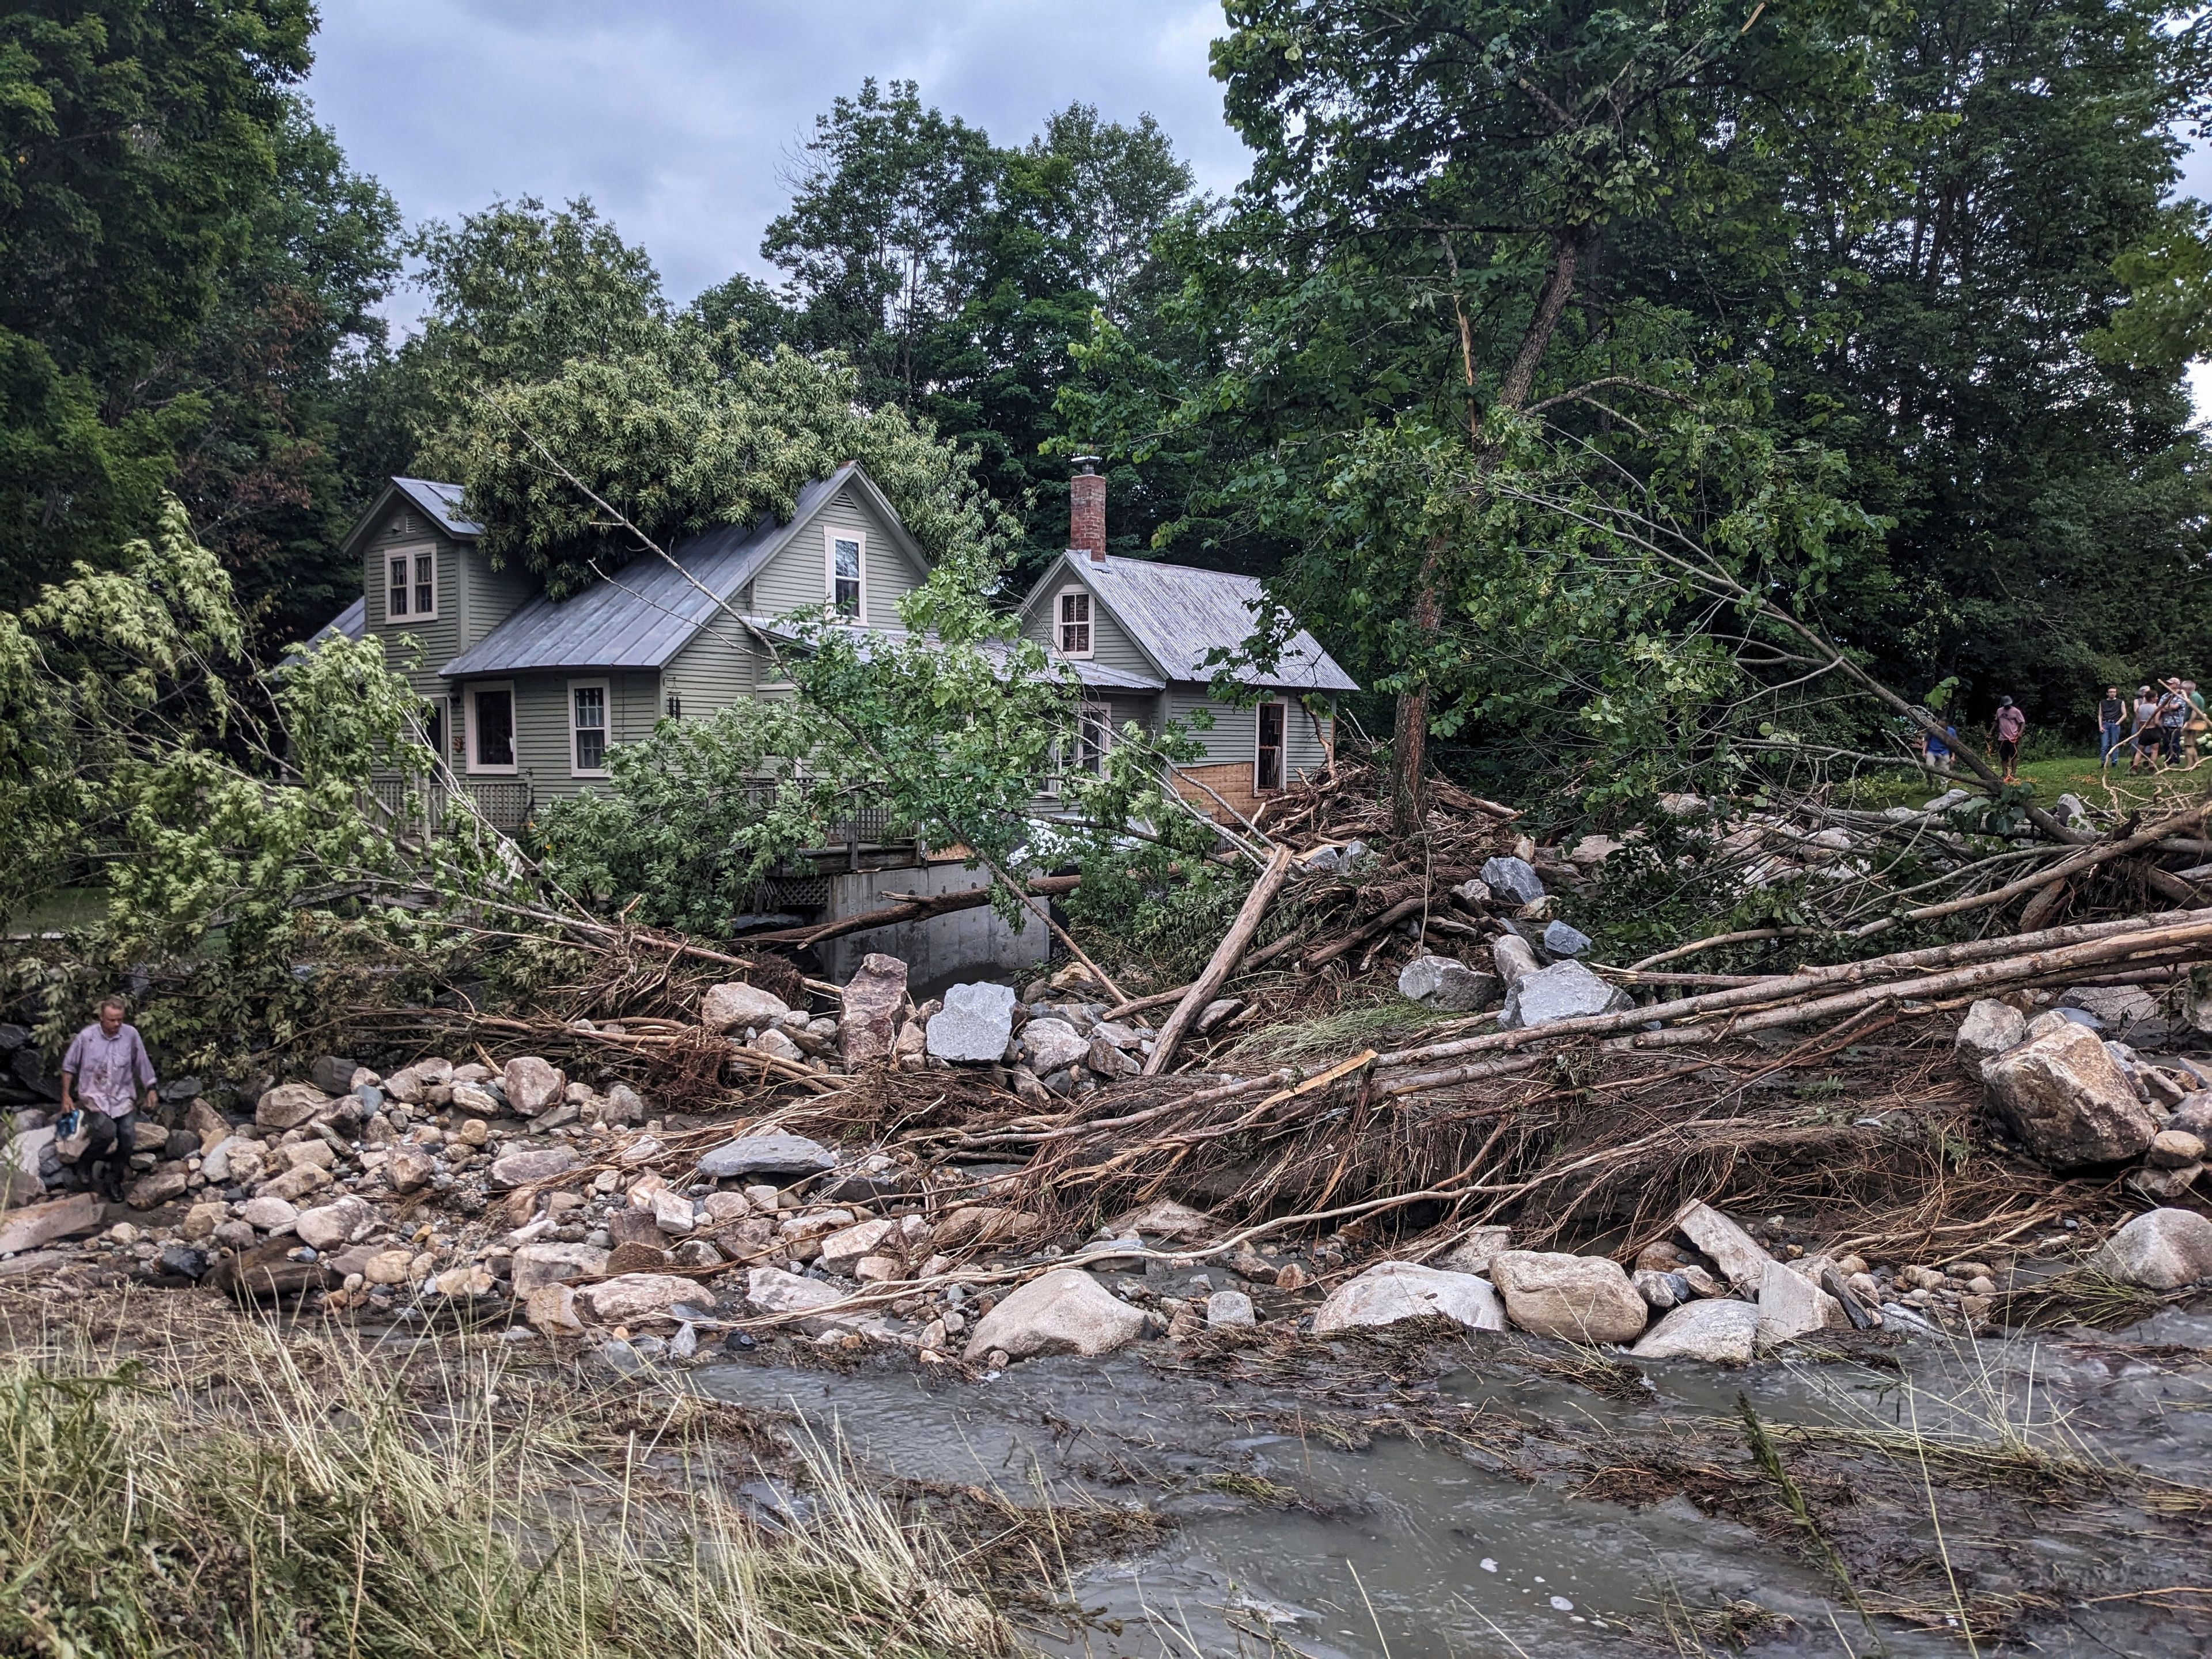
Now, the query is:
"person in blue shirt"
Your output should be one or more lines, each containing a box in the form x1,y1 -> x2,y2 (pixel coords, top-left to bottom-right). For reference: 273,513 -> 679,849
1919,715 -> 1958,775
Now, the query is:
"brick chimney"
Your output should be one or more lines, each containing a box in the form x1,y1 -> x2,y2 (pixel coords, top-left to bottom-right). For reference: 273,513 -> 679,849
1070,456 -> 1106,563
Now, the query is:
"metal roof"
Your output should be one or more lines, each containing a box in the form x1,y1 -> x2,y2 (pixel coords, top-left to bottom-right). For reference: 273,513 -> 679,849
392,478 -> 482,538
1044,553 -> 1358,692
309,596 -> 366,646
440,467 -> 857,677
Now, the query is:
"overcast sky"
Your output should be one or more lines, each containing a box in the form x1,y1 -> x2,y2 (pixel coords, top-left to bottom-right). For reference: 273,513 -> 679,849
302,0 -> 2211,408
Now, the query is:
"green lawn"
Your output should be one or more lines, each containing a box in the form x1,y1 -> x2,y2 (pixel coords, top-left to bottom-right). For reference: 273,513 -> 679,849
1844,749 -> 2211,817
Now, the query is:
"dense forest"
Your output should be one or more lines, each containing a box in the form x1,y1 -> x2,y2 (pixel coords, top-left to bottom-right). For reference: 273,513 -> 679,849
6,0 -> 2211,797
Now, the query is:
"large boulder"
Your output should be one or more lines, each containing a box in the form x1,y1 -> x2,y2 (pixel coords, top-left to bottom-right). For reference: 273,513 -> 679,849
490,1145 -> 577,1187
502,1056 -> 566,1115
308,1055 -> 358,1095
1499,961 -> 1633,1031
1310,1262 -> 1505,1335
1435,1226 -> 1513,1276
839,953 -> 908,1064
1541,920 -> 1593,959
576,1273 -> 701,1324
1480,855 -> 1546,907
1673,1200 -> 1775,1294
512,1241 -> 610,1295
1954,999 -> 2028,1080
0,1192 -> 103,1255
744,1265 -> 848,1322
255,1083 -> 335,1131
1020,1017 -> 1090,1074
700,981 -> 792,1036
1489,1251 -> 1647,1343
381,1057 -> 451,1104
1396,955 -> 1502,1013
293,1196 -> 376,1252
1756,1259 -> 1847,1345
961,1268 -> 1146,1362
2090,1208 -> 2212,1289
1631,1298 -> 1760,1362
927,982 -> 1018,1063
1980,1022 -> 2156,1169
696,1132 -> 836,1181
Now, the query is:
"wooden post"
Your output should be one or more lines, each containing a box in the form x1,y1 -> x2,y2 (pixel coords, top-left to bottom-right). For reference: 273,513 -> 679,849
1143,844 -> 1297,1076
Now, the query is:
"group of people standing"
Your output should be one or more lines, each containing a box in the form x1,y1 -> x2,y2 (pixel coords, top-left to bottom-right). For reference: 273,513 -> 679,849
2098,680 -> 2207,772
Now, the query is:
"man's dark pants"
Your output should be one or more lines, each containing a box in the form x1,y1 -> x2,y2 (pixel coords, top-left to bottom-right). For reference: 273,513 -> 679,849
82,1110 -> 137,1201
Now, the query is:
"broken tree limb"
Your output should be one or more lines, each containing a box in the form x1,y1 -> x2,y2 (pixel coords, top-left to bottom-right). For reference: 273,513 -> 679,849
1302,893 -> 1429,971
743,874 -> 1083,949
1844,794 -> 2212,938
1100,933 -> 1303,1022
1144,844 -> 1297,1076
1629,926 -> 1824,971
979,851 -> 1130,1006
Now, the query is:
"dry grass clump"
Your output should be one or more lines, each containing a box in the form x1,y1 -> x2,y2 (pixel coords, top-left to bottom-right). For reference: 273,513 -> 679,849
0,1313 -> 1012,1659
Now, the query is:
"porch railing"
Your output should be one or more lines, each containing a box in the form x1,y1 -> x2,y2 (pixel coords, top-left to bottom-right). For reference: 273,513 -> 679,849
369,775 -> 535,838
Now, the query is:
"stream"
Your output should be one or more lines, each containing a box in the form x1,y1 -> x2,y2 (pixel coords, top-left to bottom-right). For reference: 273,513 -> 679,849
695,1306 -> 2212,1658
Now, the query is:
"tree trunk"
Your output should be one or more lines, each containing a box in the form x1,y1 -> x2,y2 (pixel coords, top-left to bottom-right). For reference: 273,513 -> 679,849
1388,233 -> 1583,838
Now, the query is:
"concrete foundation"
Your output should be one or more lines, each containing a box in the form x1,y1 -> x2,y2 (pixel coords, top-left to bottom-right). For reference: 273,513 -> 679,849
815,858 -> 1052,985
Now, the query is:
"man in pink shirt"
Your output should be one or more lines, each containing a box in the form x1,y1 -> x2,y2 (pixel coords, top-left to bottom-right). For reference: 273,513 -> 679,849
59,997 -> 158,1203
1993,696 -> 2027,784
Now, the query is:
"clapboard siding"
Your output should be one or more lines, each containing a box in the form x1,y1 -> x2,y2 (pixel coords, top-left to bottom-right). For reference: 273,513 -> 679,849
495,671 -> 665,799
1021,569 -> 1159,682
751,483 -> 926,628
662,625 -> 759,715
1164,688 -> 1335,778
362,502 -> 460,695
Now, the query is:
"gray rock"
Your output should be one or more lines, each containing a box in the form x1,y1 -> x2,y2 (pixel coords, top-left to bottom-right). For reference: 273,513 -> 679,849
308,1055 -> 358,1096
1450,877 -> 1494,907
1396,954 -> 1502,1012
237,1195 -> 298,1233
2090,1207 -> 2212,1289
748,1027 -> 804,1064
962,1268 -> 1146,1362
1480,856 -> 1546,907
1673,1200 -> 1775,1294
578,1274 -> 701,1324
293,1196 -> 376,1252
700,981 -> 791,1036
1087,1037 -> 1140,1079
1541,920 -> 1593,959
255,1083 -> 334,1131
1981,1023 -> 2156,1169
488,1145 -> 577,1187
1633,1268 -> 1692,1310
1490,932 -> 1542,986
1954,999 -> 2028,1080
0,1191 -> 103,1255
502,1056 -> 566,1115
696,1132 -> 836,1181
1194,998 -> 1244,1035
1631,1297 -> 1760,1362
1498,961 -> 1633,1030
601,1082 -> 647,1125
744,1266 -> 848,1328
1756,1260 -> 1848,1346
1021,1017 -> 1089,1074
1310,1262 -> 1505,1335
927,982 -> 1018,1063
512,1241 -> 609,1296
1435,1225 -> 1512,1276
1490,1251 -> 1648,1343
1205,1290 -> 1256,1327
839,953 -> 908,1065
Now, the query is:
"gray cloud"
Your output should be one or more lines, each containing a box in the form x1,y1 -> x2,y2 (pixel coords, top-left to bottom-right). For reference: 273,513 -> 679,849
302,0 -> 1249,319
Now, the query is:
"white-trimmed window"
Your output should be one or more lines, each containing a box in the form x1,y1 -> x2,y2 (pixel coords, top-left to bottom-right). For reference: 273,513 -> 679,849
569,679 -> 610,776
385,543 -> 436,620
467,683 -> 517,774
1075,702 -> 1112,775
1255,700 -> 1287,794
1056,586 -> 1093,656
827,528 -> 864,620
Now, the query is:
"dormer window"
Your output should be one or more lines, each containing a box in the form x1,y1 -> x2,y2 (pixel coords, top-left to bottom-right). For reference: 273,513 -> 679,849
387,544 -> 435,619
828,531 -> 863,619
1057,587 -> 1092,657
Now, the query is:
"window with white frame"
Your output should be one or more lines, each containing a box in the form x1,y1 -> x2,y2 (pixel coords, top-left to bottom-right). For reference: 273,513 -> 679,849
570,680 -> 609,775
385,543 -> 435,619
1076,702 -> 1112,775
468,684 -> 516,773
1056,587 -> 1093,656
827,530 -> 863,619
1255,700 -> 1287,793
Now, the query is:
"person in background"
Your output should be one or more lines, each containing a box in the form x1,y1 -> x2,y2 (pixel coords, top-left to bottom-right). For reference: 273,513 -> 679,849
2185,680 -> 2208,769
2158,677 -> 2190,768
1993,696 -> 2027,784
2132,684 -> 2162,774
58,995 -> 158,1203
2097,685 -> 2127,768
1919,710 -> 1957,775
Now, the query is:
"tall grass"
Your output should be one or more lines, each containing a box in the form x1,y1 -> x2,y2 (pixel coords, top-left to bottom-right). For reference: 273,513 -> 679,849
0,1312 -> 1012,1658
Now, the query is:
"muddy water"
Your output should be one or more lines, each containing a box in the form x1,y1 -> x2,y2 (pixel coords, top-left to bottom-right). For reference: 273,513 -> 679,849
698,1309 -> 2212,1658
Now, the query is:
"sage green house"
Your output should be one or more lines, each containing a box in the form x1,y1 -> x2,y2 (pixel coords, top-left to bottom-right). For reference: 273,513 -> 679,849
339,464 -> 933,827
